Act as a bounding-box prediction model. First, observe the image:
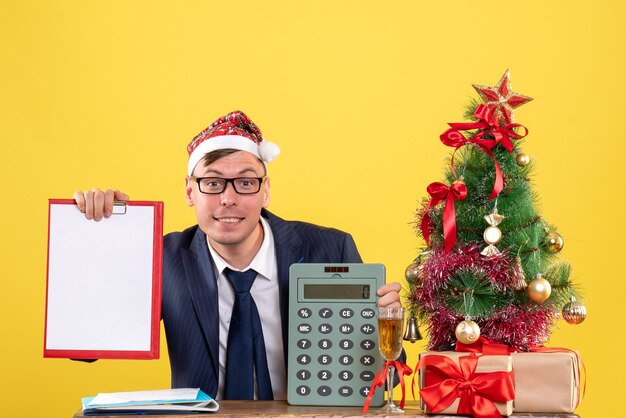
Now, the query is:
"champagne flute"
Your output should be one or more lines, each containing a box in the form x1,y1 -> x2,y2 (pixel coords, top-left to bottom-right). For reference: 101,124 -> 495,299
377,306 -> 405,413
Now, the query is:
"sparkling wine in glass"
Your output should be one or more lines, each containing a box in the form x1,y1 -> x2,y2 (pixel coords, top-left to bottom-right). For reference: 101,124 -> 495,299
377,306 -> 405,413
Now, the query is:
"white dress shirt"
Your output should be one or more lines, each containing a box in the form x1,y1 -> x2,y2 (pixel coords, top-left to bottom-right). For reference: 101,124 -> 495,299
207,217 -> 287,400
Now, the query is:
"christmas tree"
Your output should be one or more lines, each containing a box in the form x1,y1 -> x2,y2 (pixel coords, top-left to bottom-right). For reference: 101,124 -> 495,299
405,70 -> 587,352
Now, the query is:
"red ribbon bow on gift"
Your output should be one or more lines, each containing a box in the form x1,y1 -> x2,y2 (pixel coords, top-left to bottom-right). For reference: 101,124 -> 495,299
417,353 -> 515,418
421,180 -> 467,254
440,104 -> 528,200
362,360 -> 413,414
456,336 -> 515,356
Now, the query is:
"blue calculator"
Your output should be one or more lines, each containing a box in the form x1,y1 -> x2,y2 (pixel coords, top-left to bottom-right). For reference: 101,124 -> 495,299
287,263 -> 385,406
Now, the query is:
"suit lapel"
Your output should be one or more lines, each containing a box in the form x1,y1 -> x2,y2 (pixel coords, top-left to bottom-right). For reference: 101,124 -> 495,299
180,228 -> 220,378
263,210 -> 307,370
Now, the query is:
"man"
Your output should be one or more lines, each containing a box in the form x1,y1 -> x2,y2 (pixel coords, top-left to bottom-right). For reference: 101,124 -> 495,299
74,110 -> 401,400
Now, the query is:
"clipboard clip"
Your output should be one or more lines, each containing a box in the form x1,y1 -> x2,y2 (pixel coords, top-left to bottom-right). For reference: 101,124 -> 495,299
112,201 -> 127,215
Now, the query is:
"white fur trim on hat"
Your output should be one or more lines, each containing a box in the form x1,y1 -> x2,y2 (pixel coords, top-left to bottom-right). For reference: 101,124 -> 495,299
187,135 -> 280,175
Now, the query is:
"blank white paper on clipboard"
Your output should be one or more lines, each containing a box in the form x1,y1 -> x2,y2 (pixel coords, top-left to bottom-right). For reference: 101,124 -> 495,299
44,199 -> 163,359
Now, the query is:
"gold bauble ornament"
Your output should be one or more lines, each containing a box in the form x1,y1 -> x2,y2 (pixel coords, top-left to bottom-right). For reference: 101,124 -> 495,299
405,262 -> 421,282
527,274 -> 552,303
516,153 -> 530,166
562,297 -> 587,325
455,319 -> 481,344
544,231 -> 564,253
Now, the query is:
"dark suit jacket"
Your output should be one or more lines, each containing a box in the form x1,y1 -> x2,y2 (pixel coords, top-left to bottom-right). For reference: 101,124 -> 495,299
161,209 -> 362,397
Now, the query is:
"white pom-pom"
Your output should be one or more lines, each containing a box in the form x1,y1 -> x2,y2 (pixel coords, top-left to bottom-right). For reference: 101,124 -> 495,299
259,141 -> 280,163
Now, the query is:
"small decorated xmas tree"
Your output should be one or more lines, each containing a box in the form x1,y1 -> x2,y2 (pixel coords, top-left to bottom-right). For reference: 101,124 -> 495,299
405,70 -> 587,352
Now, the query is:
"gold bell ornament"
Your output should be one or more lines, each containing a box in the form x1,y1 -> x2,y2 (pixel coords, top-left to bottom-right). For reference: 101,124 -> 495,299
527,273 -> 551,303
403,313 -> 423,343
481,209 -> 505,256
562,296 -> 587,324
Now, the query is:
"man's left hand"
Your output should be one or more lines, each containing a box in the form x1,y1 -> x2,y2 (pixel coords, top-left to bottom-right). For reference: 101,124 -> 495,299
376,282 -> 402,307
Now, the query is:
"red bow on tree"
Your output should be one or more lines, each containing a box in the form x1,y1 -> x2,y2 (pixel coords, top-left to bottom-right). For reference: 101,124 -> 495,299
417,353 -> 515,418
439,104 -> 528,200
421,180 -> 467,254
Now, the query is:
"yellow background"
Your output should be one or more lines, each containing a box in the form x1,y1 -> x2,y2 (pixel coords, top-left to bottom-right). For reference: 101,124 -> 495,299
1,1 -> 622,416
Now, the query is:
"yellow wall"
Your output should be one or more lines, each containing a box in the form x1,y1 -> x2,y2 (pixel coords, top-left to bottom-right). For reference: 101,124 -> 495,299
1,1 -> 622,416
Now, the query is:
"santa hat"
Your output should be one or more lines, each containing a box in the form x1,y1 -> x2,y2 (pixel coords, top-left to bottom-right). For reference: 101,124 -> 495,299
187,110 -> 280,175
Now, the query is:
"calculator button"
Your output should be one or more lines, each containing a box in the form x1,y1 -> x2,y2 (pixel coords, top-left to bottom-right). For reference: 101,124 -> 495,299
360,371 -> 375,381
318,308 -> 333,318
360,386 -> 371,397
297,354 -> 311,365
361,308 -> 376,319
360,339 -> 375,350
360,355 -> 376,366
360,324 -> 375,334
318,323 -> 333,334
297,338 -> 312,349
340,308 -> 354,318
318,339 -> 332,350
339,355 -> 353,365
298,324 -> 312,334
339,339 -> 354,350
296,385 -> 311,396
318,354 -> 333,365
339,370 -> 353,381
339,324 -> 354,334
296,369 -> 311,380
318,370 -> 332,380
338,386 -> 353,397
317,386 -> 332,396
297,308 -> 312,318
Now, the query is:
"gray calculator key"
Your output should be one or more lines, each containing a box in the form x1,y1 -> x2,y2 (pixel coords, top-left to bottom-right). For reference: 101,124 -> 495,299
339,355 -> 353,365
297,338 -> 311,349
360,370 -> 375,381
339,339 -> 353,350
360,324 -> 375,334
297,354 -> 310,365
317,386 -> 332,396
318,370 -> 332,380
360,386 -> 372,397
318,339 -> 332,349
360,339 -> 375,350
361,308 -> 376,319
318,354 -> 332,365
360,355 -> 376,366
318,323 -> 333,334
339,370 -> 353,381
338,386 -> 353,397
339,324 -> 354,334
340,308 -> 354,318
296,369 -> 311,380
318,308 -> 333,318
298,324 -> 312,334
296,385 -> 310,396
297,308 -> 312,318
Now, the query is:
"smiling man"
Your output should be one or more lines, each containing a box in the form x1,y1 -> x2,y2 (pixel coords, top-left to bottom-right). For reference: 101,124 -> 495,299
74,111 -> 401,401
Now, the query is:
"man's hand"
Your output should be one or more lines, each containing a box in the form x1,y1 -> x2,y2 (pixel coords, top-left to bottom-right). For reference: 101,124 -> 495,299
376,282 -> 402,307
73,189 -> 129,221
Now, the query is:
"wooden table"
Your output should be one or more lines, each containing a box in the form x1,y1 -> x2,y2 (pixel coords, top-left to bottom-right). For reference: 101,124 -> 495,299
73,400 -> 580,417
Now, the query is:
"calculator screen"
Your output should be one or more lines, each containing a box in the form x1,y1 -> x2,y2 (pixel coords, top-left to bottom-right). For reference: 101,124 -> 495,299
303,284 -> 370,300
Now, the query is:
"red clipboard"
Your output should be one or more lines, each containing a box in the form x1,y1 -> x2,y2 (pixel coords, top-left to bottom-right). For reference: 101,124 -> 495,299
44,199 -> 163,359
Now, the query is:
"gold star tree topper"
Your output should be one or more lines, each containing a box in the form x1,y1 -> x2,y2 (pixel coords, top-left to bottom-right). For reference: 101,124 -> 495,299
472,70 -> 533,124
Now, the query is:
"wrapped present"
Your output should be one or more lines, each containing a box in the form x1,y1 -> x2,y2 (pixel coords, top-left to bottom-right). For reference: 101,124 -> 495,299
417,351 -> 514,418
511,351 -> 581,413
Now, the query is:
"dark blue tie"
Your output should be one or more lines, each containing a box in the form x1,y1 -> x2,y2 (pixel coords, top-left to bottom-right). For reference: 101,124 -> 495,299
223,268 -> 274,400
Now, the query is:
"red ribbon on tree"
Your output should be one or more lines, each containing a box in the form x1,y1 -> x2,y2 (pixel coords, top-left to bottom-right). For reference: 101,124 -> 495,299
421,180 -> 467,254
440,104 -> 528,200
362,360 -> 413,414
417,353 -> 515,418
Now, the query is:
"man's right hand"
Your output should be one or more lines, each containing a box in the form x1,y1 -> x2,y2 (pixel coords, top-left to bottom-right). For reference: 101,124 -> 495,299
73,189 -> 129,221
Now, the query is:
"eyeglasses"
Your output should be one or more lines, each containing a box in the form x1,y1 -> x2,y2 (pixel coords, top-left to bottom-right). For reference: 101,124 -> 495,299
191,176 -> 266,195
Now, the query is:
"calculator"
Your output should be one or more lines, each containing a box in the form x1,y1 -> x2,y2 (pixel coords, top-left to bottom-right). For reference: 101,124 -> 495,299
287,263 -> 385,407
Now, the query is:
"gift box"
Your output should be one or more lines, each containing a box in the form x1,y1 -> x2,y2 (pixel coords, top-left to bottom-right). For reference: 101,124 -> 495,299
418,351 -> 514,417
511,351 -> 581,413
